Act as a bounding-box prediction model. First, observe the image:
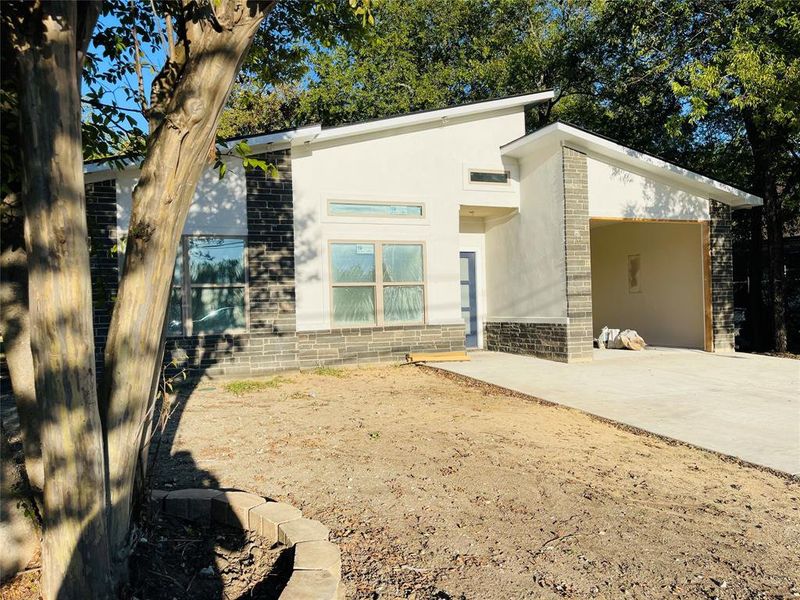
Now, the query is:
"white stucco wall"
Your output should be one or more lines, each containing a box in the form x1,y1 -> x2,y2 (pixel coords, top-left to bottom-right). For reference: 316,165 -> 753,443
485,143 -> 567,321
115,158 -> 248,236
590,221 -> 705,348
292,109 -> 526,331
587,155 -> 710,220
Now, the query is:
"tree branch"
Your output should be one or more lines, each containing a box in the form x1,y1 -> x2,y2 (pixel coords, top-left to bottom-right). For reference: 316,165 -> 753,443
130,0 -> 149,117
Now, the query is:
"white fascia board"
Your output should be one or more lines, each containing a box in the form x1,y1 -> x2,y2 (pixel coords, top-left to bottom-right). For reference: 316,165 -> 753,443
85,158 -> 137,174
502,122 -> 762,207
313,90 -> 555,144
83,125 -> 320,177
248,123 -> 322,152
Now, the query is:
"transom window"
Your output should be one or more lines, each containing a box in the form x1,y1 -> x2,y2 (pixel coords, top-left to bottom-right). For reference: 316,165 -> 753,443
168,236 -> 248,337
328,200 -> 424,218
469,169 -> 510,185
330,242 -> 425,327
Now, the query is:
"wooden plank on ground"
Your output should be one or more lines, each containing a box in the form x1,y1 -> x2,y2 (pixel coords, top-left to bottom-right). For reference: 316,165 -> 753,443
406,351 -> 470,363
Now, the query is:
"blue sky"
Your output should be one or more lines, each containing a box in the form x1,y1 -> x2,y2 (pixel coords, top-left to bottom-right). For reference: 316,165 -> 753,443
83,12 -> 165,133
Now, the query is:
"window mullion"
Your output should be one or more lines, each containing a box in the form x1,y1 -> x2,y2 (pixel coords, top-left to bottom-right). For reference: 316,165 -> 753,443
375,243 -> 384,326
181,236 -> 192,337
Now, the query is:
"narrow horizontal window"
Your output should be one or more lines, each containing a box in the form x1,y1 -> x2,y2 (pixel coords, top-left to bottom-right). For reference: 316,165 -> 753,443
328,201 -> 424,218
469,170 -> 510,184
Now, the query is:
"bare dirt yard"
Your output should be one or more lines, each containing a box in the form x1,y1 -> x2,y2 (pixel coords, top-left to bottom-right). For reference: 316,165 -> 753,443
145,364 -> 800,599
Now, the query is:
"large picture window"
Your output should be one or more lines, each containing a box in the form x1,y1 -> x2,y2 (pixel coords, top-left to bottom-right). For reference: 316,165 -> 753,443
168,236 -> 248,336
330,242 -> 425,327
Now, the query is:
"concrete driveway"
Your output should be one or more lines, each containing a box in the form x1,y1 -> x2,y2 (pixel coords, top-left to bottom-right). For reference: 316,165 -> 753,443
431,349 -> 800,475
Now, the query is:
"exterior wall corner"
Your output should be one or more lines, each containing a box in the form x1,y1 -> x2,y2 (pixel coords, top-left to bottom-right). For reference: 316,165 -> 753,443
709,199 -> 735,352
562,146 -> 594,362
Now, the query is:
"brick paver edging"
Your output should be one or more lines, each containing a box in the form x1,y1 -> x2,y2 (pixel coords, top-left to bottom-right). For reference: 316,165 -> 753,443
150,488 -> 344,599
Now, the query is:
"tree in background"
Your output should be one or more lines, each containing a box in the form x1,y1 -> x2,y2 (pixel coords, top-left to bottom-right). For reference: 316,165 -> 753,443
228,0 -> 797,351
0,1 -> 370,597
217,82 -> 302,138
665,0 -> 800,352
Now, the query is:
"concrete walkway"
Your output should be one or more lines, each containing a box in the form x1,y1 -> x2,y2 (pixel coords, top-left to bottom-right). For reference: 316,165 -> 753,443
431,349 -> 800,475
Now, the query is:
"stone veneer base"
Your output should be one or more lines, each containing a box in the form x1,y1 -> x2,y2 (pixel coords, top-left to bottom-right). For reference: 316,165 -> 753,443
152,488 -> 344,599
163,323 -> 466,378
485,321 -> 569,362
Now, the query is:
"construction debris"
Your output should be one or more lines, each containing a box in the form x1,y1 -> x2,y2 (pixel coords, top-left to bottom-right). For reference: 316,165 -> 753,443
596,327 -> 646,351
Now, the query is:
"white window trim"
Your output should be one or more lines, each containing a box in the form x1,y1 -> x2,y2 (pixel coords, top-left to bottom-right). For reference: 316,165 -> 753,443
468,168 -> 511,186
462,162 -> 518,193
328,240 -> 428,328
326,199 -> 426,219
320,193 -> 431,226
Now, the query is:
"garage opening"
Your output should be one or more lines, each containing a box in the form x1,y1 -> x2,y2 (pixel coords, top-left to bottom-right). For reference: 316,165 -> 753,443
589,219 -> 709,350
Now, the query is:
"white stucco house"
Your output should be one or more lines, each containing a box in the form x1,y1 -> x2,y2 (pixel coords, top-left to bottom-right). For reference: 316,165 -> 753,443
83,90 -> 761,376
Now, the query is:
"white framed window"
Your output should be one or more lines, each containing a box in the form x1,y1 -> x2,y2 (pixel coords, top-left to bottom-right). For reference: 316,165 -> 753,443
329,241 -> 426,327
167,236 -> 248,337
327,200 -> 425,218
468,169 -> 510,185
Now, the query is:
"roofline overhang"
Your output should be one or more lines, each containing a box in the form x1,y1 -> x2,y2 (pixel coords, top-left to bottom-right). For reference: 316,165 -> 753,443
310,89 -> 554,145
84,90 -> 555,176
501,122 -> 762,208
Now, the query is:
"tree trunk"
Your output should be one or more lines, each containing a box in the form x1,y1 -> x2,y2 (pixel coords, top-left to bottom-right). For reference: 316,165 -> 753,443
764,185 -> 787,352
743,111 -> 788,352
15,2 -> 111,598
0,197 -> 43,494
0,426 -> 38,582
747,206 -> 764,350
100,0 -> 272,572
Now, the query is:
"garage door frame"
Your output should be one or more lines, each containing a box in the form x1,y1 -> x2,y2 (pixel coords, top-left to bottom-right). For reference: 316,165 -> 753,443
590,217 -> 713,352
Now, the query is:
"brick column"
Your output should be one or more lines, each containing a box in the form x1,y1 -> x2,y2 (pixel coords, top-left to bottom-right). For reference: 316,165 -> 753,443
562,146 -> 594,362
245,150 -> 296,335
86,179 -> 119,375
710,199 -> 735,351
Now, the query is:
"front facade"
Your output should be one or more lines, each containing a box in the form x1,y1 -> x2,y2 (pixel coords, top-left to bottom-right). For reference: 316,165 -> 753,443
82,91 -> 760,378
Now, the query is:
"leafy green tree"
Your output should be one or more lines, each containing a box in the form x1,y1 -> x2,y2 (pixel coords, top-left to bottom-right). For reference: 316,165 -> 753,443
667,0 -> 799,351
280,0 -> 798,350
217,81 -> 302,138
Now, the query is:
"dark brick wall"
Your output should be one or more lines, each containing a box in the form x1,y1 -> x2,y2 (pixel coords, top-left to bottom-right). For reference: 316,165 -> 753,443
297,324 -> 465,369
165,151 -> 298,373
86,179 -> 120,375
246,150 -> 296,335
485,321 -> 569,362
710,199 -> 735,351
163,325 -> 465,378
562,147 -> 594,362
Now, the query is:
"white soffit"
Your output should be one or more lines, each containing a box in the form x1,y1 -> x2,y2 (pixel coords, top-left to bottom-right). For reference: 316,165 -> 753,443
501,122 -> 762,207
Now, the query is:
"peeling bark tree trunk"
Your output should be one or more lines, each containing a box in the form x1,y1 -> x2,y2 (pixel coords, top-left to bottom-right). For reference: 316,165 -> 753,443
15,2 -> 111,598
101,0 -> 272,569
0,198 -> 43,494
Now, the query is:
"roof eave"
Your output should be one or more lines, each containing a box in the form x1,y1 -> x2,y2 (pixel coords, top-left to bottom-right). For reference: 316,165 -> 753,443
501,122 -> 762,208
85,90 -> 555,176
313,89 -> 555,144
